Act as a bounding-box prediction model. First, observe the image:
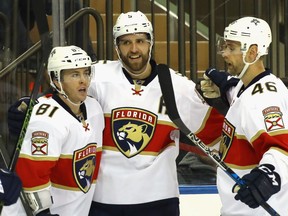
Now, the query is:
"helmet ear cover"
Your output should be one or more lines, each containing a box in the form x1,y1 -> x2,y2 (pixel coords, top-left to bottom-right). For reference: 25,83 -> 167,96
223,17 -> 272,56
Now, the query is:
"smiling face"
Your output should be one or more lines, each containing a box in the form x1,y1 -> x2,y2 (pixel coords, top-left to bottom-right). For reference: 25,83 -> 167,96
116,33 -> 151,76
55,67 -> 91,104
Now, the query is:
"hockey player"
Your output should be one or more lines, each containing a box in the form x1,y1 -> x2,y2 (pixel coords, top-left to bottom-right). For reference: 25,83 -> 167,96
0,168 -> 22,206
2,46 -> 104,216
202,17 -> 288,215
87,11 -> 224,216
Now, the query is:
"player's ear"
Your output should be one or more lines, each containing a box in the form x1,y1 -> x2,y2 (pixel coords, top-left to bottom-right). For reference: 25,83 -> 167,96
247,44 -> 258,62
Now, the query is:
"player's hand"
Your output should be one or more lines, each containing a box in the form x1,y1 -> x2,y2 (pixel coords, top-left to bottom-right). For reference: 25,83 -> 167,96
200,73 -> 220,98
204,68 -> 239,97
7,96 -> 30,137
0,168 -> 22,206
233,164 -> 281,208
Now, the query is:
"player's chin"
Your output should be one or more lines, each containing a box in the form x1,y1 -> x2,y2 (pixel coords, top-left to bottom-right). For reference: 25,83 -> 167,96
77,92 -> 88,101
130,62 -> 146,72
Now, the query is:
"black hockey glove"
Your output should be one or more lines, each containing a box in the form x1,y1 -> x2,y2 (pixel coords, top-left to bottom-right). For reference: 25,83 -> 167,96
233,164 -> 281,208
36,209 -> 59,216
0,168 -> 22,206
204,68 -> 240,105
7,97 -> 30,137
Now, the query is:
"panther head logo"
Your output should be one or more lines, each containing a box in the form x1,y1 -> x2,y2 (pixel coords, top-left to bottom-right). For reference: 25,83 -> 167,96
78,158 -> 96,191
73,144 -> 97,193
117,122 -> 150,156
112,108 -> 157,158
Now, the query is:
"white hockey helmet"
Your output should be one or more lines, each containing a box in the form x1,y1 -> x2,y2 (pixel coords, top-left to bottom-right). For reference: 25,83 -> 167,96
224,16 -> 272,56
47,45 -> 92,90
113,11 -> 154,46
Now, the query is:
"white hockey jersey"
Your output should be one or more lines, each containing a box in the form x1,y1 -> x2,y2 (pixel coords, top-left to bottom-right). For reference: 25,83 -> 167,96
218,71 -> 288,215
88,60 -> 223,204
2,94 -> 104,216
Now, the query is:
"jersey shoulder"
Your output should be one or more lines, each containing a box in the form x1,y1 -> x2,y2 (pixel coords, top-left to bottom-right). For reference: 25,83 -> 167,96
29,97 -> 71,136
85,96 -> 103,115
238,74 -> 288,114
91,60 -> 123,81
246,74 -> 288,99
169,69 -> 197,93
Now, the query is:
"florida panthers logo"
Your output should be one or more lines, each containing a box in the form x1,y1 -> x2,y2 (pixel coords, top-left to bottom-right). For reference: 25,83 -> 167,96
73,144 -> 97,193
112,107 -> 157,158
78,159 -> 95,190
219,119 -> 235,159
117,122 -> 150,154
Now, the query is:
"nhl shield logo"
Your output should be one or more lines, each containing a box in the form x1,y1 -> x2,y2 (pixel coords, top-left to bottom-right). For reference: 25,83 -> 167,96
111,107 -> 157,158
73,144 -> 97,193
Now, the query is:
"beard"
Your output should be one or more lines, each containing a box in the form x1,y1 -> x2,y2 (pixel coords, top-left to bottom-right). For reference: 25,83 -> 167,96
120,53 -> 150,75
226,62 -> 245,77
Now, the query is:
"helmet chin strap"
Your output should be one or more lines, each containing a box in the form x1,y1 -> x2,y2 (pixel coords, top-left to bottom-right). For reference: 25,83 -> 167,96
56,82 -> 84,106
237,53 -> 261,79
62,94 -> 84,106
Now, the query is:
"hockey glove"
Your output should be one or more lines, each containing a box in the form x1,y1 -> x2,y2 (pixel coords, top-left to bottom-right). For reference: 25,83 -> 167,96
199,71 -> 229,115
200,73 -> 221,99
7,96 -> 30,137
0,168 -> 22,206
204,68 -> 239,105
234,164 -> 281,208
